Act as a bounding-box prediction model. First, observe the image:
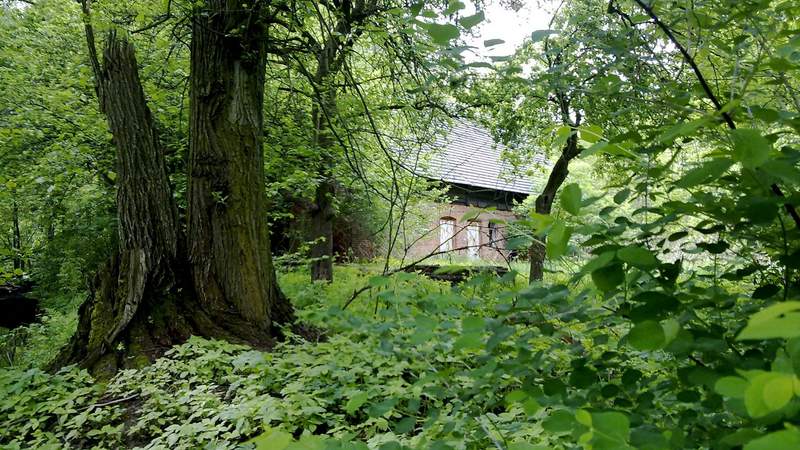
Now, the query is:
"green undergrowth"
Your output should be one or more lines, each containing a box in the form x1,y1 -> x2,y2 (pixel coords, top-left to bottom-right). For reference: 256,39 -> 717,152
2,265 -> 799,449
0,292 -> 82,368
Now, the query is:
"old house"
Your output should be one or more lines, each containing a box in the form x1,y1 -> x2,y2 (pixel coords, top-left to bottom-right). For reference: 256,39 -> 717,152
406,121 -> 543,262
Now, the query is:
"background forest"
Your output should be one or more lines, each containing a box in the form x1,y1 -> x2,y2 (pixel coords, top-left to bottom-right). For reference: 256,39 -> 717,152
1,0 -> 800,449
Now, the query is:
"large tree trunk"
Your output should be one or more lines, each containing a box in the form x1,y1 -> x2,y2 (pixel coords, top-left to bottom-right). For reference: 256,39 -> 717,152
54,1 -> 293,376
52,25 -> 187,375
187,0 -> 293,332
529,133 -> 580,282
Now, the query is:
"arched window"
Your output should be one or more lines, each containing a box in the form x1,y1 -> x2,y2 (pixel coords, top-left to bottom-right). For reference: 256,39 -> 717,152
439,217 -> 456,252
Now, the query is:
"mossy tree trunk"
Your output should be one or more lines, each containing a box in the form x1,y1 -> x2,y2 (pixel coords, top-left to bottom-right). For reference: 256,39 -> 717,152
11,192 -> 22,271
187,0 -> 293,331
54,0 -> 293,376
309,86 -> 336,283
53,19 -> 186,374
305,1 -> 378,283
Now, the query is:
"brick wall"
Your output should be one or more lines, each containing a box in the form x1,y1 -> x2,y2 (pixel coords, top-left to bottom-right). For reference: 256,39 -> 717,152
403,202 -> 519,263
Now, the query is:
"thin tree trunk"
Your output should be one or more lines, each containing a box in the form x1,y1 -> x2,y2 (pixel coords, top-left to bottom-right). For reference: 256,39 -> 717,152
309,83 -> 336,282
310,178 -> 335,282
187,0 -> 293,332
11,194 -> 22,271
529,133 -> 580,282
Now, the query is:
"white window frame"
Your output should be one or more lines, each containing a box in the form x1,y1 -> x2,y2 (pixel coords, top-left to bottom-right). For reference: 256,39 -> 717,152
439,218 -> 455,252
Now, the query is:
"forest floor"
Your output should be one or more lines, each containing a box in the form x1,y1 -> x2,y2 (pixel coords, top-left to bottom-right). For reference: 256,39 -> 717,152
1,263 -> 555,449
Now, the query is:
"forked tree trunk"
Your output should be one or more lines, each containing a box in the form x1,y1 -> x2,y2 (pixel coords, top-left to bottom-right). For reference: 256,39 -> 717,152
529,133 -> 580,282
54,1 -> 293,376
53,27 -> 187,375
187,0 -> 293,330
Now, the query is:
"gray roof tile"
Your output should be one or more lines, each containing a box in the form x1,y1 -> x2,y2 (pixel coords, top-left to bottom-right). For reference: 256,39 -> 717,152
421,121 -> 546,195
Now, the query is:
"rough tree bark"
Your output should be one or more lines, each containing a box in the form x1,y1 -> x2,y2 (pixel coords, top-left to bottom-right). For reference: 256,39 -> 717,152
187,0 -> 293,330
307,21 -> 343,284
54,0 -> 293,375
306,0 -> 378,283
53,22 -> 186,374
309,85 -> 336,283
529,133 -> 580,282
11,193 -> 22,271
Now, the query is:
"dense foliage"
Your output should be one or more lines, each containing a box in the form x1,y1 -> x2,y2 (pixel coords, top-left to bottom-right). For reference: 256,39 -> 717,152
2,0 -> 800,449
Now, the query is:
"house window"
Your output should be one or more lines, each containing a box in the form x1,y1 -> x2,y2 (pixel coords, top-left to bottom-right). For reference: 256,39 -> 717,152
488,222 -> 500,248
466,222 -> 480,259
439,217 -> 455,252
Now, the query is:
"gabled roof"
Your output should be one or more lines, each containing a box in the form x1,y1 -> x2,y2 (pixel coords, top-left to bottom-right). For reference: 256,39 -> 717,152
422,121 -> 545,195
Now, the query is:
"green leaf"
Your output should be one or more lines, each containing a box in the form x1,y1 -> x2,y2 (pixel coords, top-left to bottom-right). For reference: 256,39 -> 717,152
731,128 -> 771,169
552,125 -> 572,149
591,263 -> 624,292
453,331 -> 482,351
464,61 -> 494,69
546,221 -> 572,259
461,207 -> 482,222
560,183 -> 582,215
508,443 -> 548,450
676,158 -> 734,188
617,246 -> 658,268
367,398 -> 398,418
483,38 -> 505,47
657,117 -> 709,143
763,374 -> 795,411
542,409 -> 575,433
287,435 -> 326,450
579,125 -> 603,143
575,409 -> 592,426
738,302 -> 800,340
627,321 -> 665,351
394,417 -> 416,434
246,428 -> 294,450
529,212 -> 554,233
504,389 -> 527,404
590,411 -> 630,449
744,428 -> 800,450
411,316 -> 437,344
422,23 -> 460,45
462,316 -> 484,332
531,29 -> 558,42
613,189 -> 630,204
455,316 -> 484,351
522,398 -> 540,416
744,372 -> 783,417
368,276 -> 390,287
761,160 -> 800,184
580,251 -> 615,275
345,391 -> 369,415
459,11 -> 484,29
444,0 -> 466,14
715,376 -> 747,398
661,318 -> 680,344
